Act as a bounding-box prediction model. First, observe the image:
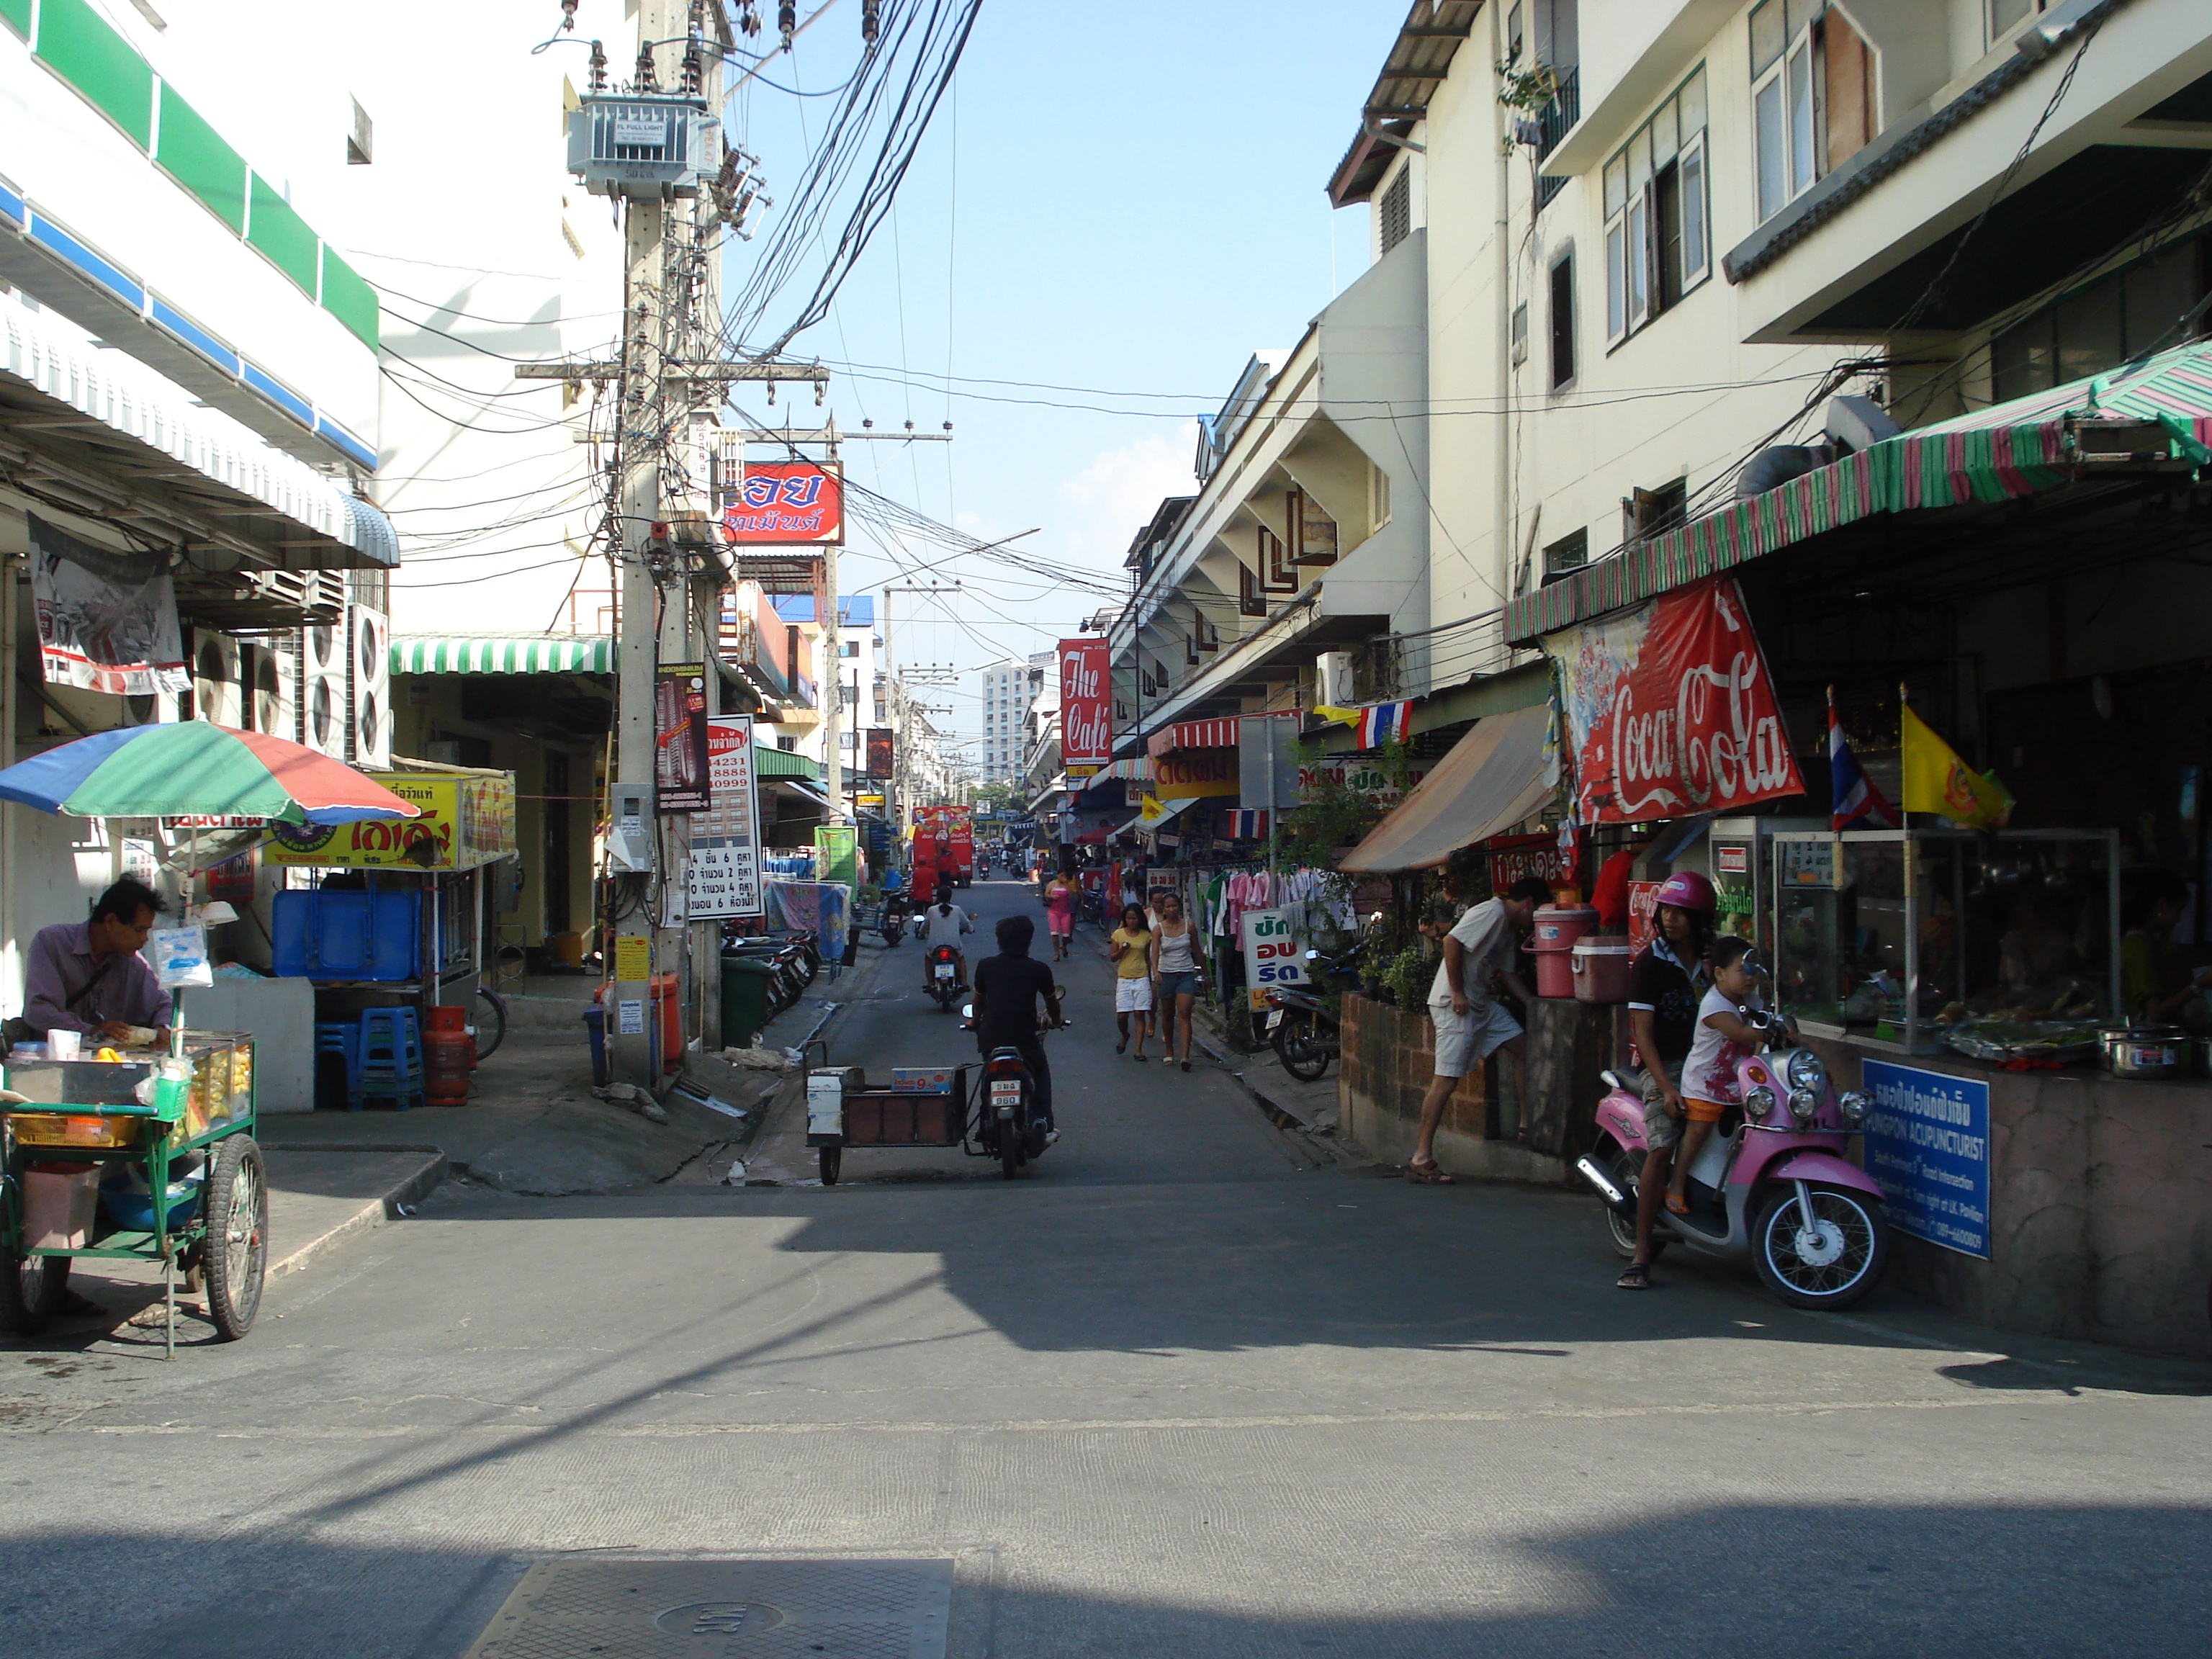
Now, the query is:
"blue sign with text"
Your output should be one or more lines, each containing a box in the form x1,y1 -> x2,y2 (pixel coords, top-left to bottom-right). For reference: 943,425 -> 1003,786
1858,1059 -> 1990,1259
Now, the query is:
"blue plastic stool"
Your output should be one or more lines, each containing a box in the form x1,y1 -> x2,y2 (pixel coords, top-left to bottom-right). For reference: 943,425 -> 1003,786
315,1022 -> 361,1111
353,1007 -> 423,1112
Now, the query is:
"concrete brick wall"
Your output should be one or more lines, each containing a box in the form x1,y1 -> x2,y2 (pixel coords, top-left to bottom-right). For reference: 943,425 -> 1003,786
1339,992 -> 1569,1184
1807,1038 -> 2212,1359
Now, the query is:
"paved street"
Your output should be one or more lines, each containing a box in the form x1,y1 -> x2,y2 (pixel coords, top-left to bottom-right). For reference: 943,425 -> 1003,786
6,874 -> 2211,1658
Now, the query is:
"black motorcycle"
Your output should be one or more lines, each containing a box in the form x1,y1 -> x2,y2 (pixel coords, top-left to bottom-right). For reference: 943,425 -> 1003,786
924,943 -> 964,1012
963,993 -> 1064,1177
1261,942 -> 1362,1082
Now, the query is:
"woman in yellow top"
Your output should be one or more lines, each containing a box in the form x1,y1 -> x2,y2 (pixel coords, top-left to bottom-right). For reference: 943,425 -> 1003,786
1108,903 -> 1154,1058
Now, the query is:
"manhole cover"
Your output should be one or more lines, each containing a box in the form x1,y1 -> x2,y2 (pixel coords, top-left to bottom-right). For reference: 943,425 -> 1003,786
462,1557 -> 953,1658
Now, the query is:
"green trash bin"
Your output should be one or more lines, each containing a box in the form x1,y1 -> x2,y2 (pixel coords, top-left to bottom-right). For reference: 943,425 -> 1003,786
720,953 -> 778,1051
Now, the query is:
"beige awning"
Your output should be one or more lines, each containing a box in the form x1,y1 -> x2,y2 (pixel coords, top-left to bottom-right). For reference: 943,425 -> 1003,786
1339,702 -> 1556,873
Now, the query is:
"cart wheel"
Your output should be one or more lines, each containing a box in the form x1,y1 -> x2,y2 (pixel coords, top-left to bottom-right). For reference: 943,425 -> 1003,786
0,1246 -> 69,1334
819,1145 -> 842,1186
203,1135 -> 269,1339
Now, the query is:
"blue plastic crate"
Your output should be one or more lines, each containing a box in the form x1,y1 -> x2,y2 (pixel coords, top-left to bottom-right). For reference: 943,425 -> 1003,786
273,889 -> 420,981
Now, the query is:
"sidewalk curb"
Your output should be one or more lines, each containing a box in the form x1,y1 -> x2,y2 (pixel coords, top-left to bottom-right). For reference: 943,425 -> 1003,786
256,1146 -> 449,1278
1187,1029 -> 1372,1169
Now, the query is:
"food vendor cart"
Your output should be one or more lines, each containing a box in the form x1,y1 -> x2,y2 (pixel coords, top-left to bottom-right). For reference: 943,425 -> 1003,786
264,768 -> 519,1056
0,721 -> 420,1349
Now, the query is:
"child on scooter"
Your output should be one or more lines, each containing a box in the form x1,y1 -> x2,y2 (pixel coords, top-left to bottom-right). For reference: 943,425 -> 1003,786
1666,936 -> 1764,1216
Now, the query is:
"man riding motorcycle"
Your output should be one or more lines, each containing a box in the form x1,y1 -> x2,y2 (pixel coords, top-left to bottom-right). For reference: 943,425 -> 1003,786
971,913 -> 1061,1138
915,884 -> 975,993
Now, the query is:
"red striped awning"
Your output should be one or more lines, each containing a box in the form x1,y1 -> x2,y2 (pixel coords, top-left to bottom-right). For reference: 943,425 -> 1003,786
1146,717 -> 1240,757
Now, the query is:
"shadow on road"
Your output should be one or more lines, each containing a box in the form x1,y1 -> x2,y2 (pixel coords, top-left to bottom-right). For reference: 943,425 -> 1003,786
6,1498 -> 2212,1658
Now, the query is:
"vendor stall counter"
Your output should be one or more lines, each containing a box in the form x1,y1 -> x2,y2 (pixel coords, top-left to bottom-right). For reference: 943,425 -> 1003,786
1771,828 -> 2119,1057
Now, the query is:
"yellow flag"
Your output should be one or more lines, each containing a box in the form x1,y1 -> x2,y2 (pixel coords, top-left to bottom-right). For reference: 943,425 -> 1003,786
1313,705 -> 1363,729
1138,793 -> 1168,824
1900,703 -> 2013,830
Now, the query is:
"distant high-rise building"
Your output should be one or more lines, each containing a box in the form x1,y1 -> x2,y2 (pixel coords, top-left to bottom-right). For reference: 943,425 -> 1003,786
977,651 -> 1054,788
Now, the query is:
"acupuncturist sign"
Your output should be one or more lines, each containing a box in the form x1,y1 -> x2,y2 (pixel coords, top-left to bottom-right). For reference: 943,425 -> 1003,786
1858,1060 -> 1990,1259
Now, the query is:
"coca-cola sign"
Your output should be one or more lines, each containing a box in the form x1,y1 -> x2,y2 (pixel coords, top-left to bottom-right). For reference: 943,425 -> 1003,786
1058,637 -> 1111,768
1547,575 -> 1803,825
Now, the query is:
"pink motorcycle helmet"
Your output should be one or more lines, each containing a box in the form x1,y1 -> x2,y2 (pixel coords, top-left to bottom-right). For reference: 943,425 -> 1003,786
1651,871 -> 1716,914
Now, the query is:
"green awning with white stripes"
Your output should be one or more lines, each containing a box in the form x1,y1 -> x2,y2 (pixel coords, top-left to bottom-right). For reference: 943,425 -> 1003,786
392,634 -> 616,675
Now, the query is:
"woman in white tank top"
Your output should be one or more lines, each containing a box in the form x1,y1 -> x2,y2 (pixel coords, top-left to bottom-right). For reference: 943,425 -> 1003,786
1148,892 -> 1204,1071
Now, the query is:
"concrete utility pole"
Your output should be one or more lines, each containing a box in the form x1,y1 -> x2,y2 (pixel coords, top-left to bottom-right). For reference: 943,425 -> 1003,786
881,579 -> 959,834
608,0 -> 673,1088
821,421 -> 842,829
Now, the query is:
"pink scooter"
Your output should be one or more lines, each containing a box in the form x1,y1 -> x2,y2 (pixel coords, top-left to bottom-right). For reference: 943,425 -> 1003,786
1575,1002 -> 1892,1310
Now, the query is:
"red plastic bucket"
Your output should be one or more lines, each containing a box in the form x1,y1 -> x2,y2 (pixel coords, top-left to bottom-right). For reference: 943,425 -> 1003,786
1529,904 -> 1596,999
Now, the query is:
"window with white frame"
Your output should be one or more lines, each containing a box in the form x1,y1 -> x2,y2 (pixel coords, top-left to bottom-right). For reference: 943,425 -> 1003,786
1604,66 -> 1708,346
1986,0 -> 2051,48
1750,2 -> 1876,225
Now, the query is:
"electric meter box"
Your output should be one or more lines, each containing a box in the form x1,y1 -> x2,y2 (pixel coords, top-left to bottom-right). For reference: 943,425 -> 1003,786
567,94 -> 716,197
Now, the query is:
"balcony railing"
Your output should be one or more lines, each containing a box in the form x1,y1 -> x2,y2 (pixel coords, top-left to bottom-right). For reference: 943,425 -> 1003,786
1533,66 -> 1578,210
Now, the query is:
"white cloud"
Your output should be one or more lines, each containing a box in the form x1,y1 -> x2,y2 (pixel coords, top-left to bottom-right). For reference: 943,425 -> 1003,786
1055,421 -> 1199,574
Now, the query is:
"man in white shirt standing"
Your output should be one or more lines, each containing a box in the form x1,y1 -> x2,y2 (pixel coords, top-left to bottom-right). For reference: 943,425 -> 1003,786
1408,876 -> 1550,1183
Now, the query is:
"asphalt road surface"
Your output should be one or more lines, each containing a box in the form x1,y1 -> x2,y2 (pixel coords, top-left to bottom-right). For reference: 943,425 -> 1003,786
5,873 -> 2210,1658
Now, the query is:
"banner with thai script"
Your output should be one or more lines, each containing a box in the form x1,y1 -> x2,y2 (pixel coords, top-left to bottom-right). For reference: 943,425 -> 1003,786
1545,575 -> 1803,825
1489,830 -> 1574,894
1241,906 -> 1306,1013
721,462 -> 842,544
28,513 -> 189,696
1058,637 -> 1111,767
688,717 -> 763,919
267,773 -> 517,870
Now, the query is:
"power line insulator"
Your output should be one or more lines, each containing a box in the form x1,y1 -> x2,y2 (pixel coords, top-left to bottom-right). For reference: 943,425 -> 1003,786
862,0 -> 881,47
634,43 -> 657,92
588,37 -> 607,90
779,2 -> 796,46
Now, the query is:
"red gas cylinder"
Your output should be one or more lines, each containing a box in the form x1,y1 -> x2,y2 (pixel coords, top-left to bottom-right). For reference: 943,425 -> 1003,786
423,1003 -> 472,1105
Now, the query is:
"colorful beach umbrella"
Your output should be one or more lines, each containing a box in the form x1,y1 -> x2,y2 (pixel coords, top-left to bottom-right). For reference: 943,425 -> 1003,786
0,722 -> 419,825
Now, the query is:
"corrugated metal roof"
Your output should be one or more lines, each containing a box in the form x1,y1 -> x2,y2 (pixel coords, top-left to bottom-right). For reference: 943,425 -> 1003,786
1503,338 -> 2212,642
1326,0 -> 1486,207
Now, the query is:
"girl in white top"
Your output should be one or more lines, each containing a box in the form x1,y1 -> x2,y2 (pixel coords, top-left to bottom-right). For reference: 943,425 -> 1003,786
1666,937 -> 1765,1215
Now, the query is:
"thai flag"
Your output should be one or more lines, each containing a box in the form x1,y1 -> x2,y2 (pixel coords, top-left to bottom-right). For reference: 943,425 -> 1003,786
1830,701 -> 1899,830
1227,809 -> 1268,839
1357,701 -> 1411,747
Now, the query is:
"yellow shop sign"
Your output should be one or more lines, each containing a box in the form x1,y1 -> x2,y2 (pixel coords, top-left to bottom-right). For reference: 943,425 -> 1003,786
264,772 -> 518,871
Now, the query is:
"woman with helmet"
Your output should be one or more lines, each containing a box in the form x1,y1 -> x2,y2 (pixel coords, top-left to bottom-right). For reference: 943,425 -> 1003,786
1617,870 -> 1717,1290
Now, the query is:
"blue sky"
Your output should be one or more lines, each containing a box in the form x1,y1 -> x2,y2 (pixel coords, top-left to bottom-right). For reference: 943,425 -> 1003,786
717,2 -> 1403,762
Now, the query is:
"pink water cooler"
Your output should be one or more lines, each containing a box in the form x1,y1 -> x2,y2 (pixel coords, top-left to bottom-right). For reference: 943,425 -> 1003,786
1570,935 -> 1635,1003
1529,904 -> 1597,998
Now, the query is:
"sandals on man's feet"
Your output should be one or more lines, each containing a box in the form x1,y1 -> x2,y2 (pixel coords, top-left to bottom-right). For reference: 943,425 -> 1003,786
1665,1192 -> 1691,1216
1405,1159 -> 1455,1184
1617,1263 -> 1651,1290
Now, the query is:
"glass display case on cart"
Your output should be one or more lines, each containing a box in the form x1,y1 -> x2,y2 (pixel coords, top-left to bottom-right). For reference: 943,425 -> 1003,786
1769,829 -> 2120,1057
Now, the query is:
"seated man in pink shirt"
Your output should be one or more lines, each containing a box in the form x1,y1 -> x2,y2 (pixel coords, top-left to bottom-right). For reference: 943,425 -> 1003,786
21,878 -> 173,1045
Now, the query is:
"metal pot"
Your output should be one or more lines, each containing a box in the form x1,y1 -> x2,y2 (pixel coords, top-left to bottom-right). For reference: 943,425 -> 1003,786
2098,1023 -> 2186,1081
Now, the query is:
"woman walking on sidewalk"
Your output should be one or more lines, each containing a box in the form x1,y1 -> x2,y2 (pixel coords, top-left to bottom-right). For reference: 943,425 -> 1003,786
1044,866 -> 1080,961
1109,903 -> 1154,1058
1149,891 -> 1205,1071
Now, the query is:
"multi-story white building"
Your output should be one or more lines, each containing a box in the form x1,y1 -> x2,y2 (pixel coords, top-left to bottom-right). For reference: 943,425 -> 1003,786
979,649 -> 1052,787
0,0 -> 401,1010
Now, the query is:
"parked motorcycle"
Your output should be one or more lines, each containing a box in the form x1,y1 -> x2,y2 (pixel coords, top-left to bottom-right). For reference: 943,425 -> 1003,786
1576,1005 -> 1890,1309
924,943 -> 965,1012
1261,943 -> 1363,1082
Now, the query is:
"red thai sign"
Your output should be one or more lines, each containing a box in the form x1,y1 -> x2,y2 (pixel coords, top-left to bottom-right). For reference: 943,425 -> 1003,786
1058,637 -> 1110,768
721,462 -> 842,544
1489,830 -> 1575,893
1547,575 -> 1803,825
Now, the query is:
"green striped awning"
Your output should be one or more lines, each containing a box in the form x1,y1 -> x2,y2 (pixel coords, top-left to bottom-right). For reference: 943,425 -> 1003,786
392,634 -> 616,675
1503,340 -> 2212,644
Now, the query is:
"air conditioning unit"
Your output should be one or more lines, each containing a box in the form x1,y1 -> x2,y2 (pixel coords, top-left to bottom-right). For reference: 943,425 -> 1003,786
244,634 -> 299,741
191,630 -> 243,728
1316,649 -> 1354,709
297,621 -> 348,759
567,94 -> 714,198
120,688 -> 185,727
349,603 -> 392,770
